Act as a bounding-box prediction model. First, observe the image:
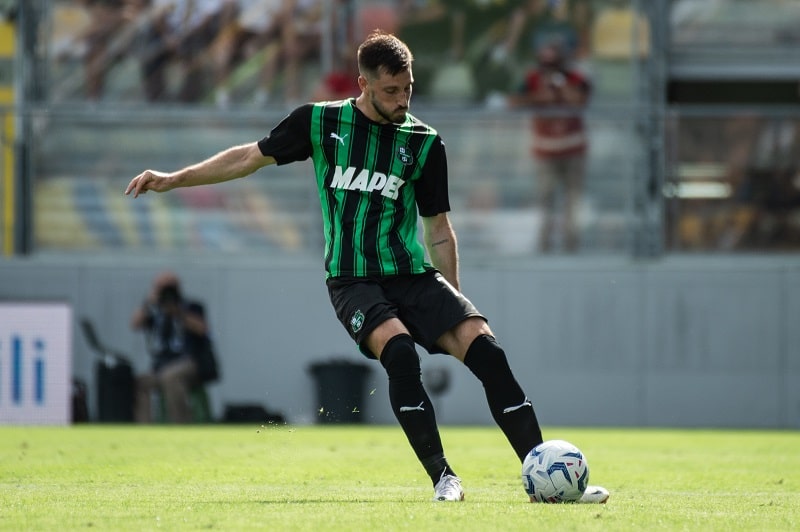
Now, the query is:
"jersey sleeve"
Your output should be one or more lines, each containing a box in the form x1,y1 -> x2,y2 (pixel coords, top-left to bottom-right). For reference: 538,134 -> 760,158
257,104 -> 314,165
414,135 -> 450,217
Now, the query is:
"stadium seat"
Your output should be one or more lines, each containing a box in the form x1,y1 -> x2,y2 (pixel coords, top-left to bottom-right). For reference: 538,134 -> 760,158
590,5 -> 651,100
591,4 -> 650,60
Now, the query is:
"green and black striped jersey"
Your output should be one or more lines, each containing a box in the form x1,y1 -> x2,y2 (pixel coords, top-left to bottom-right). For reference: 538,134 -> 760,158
257,98 -> 450,279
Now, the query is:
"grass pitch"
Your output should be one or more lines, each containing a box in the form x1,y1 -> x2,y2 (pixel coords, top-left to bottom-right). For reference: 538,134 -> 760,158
1,424 -> 798,530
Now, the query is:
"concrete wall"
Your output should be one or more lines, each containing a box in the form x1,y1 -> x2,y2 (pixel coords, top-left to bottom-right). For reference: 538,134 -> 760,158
1,255 -> 798,428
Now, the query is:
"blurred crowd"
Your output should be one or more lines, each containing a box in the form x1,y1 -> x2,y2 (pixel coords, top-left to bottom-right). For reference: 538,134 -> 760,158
52,0 -> 326,105
48,0 -> 646,107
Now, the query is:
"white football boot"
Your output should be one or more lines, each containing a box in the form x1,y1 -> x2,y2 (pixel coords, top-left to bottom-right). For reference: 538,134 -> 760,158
578,485 -> 610,504
432,473 -> 465,502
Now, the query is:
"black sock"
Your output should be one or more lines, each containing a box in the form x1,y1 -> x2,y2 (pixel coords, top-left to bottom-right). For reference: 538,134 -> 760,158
380,334 -> 456,484
463,334 -> 543,462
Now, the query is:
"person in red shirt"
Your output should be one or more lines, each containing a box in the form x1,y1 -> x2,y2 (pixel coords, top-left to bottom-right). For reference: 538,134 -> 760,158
311,43 -> 361,101
509,39 -> 591,253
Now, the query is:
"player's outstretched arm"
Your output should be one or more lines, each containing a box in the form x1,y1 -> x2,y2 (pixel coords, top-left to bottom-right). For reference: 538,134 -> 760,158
124,142 -> 276,198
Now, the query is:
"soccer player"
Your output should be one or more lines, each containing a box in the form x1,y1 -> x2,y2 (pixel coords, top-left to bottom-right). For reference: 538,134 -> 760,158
125,30 -> 608,504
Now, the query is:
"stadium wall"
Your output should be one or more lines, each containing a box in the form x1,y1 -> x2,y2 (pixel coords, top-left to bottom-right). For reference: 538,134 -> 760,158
1,255 -> 797,429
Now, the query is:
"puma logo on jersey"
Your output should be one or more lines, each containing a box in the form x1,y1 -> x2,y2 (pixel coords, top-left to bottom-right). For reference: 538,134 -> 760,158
329,132 -> 349,145
330,165 -> 406,200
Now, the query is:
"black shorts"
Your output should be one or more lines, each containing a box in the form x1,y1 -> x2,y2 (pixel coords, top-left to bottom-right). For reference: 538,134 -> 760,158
326,270 -> 485,359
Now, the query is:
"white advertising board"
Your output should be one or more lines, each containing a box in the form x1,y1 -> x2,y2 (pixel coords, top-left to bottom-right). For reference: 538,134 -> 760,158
0,303 -> 72,425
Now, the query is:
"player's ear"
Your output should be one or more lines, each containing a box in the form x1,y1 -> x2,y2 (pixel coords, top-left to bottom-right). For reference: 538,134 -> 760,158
357,75 -> 368,92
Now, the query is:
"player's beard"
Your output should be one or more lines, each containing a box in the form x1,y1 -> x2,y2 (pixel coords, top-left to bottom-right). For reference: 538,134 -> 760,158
369,94 -> 408,124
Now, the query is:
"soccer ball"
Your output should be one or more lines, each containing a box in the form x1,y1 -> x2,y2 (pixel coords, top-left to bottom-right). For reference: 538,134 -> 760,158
522,439 -> 589,503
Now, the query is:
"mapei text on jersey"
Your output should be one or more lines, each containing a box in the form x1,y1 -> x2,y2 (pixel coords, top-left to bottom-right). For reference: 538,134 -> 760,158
330,165 -> 406,200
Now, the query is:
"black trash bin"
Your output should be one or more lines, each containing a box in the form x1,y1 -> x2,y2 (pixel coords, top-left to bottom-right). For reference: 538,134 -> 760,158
96,356 -> 134,422
309,359 -> 370,424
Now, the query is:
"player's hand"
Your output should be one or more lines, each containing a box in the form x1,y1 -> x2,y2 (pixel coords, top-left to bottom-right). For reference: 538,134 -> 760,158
124,170 -> 173,198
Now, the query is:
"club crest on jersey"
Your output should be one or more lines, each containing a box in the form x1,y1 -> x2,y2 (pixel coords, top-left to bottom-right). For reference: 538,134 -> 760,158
350,310 -> 365,333
396,145 -> 414,166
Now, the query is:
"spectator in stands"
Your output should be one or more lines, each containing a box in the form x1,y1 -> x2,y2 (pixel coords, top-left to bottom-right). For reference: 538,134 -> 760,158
211,0 -> 285,108
493,0 -> 592,67
131,271 -> 217,423
79,0 -> 126,100
310,43 -> 360,101
508,37 -> 591,253
397,0 -> 465,61
252,0 -> 323,106
139,0 -> 233,102
52,0 -> 147,101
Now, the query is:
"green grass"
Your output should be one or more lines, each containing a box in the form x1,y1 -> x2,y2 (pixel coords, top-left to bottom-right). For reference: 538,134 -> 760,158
1,425 -> 798,530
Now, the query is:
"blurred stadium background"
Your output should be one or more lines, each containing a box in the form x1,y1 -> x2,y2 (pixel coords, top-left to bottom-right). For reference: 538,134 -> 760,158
0,0 -> 798,428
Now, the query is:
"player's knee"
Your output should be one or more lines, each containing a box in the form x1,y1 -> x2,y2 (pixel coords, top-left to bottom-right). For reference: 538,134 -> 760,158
380,334 -> 420,381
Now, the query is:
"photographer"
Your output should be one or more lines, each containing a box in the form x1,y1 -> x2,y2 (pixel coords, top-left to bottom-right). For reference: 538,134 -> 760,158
130,271 -> 216,423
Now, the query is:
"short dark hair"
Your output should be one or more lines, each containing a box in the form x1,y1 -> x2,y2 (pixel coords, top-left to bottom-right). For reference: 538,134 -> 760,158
357,30 -> 413,79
